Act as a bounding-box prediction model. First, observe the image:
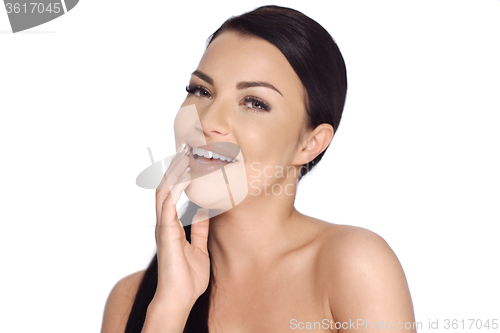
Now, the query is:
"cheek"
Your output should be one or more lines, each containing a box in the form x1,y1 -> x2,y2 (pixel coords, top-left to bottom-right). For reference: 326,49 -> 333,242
242,128 -> 294,168
244,143 -> 290,185
241,128 -> 301,189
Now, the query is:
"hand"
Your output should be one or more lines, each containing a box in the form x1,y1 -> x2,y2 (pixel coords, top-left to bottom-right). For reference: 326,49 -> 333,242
152,143 -> 211,310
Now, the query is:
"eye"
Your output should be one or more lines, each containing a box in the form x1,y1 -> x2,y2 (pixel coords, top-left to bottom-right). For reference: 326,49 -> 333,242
185,84 -> 212,99
241,96 -> 271,112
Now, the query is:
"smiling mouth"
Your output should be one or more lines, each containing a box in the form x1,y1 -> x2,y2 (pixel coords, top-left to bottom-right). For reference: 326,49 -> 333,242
186,142 -> 240,178
191,145 -> 237,163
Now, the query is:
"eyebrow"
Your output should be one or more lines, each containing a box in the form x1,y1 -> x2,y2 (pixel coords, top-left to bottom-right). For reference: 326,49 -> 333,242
192,70 -> 213,86
191,70 -> 283,97
236,81 -> 283,97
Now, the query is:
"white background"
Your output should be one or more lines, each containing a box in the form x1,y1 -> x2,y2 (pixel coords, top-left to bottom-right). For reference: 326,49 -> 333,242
1,0 -> 499,332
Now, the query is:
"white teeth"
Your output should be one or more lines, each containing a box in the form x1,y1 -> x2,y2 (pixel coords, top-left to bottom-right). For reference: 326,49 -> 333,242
193,147 -> 234,162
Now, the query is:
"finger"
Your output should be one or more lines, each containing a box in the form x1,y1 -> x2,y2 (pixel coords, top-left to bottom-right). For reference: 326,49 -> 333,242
191,209 -> 210,256
166,143 -> 190,177
158,169 -> 192,242
155,170 -> 191,252
156,151 -> 190,221
157,145 -> 190,191
162,167 -> 191,225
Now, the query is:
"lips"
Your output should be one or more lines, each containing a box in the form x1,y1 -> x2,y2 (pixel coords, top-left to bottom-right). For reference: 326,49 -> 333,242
186,140 -> 241,178
188,140 -> 239,159
188,147 -> 236,179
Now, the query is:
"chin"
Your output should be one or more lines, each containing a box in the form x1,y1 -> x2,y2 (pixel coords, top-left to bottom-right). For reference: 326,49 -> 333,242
184,173 -> 233,211
184,161 -> 250,216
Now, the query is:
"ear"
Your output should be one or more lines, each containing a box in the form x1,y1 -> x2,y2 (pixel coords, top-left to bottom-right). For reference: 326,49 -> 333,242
292,124 -> 334,166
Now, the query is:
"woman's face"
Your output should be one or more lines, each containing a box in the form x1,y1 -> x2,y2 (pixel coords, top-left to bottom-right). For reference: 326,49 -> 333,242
174,31 -> 309,212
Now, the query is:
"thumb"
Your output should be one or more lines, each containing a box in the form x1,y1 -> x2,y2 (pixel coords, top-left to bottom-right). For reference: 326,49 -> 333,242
190,209 -> 210,256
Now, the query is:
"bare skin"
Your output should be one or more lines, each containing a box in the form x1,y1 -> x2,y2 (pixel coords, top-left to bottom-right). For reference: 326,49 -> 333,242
101,31 -> 416,333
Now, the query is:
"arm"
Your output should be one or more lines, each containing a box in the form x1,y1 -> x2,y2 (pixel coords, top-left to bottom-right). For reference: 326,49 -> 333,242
141,299 -> 193,333
323,227 -> 416,333
100,269 -> 199,333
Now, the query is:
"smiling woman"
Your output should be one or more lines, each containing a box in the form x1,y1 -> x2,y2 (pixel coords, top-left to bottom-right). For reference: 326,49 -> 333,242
100,5 -> 416,333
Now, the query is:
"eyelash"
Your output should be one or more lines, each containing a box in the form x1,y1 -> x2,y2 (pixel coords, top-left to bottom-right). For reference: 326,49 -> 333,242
185,84 -> 271,112
185,84 -> 212,98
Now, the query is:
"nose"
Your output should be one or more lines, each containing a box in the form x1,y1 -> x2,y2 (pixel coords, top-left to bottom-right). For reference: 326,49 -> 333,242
196,98 -> 231,137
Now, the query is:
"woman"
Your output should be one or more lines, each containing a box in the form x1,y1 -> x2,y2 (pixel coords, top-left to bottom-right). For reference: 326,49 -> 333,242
101,5 -> 416,333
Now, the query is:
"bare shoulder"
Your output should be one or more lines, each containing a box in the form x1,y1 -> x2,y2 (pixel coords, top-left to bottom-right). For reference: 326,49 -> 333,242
101,269 -> 147,333
298,217 -> 396,271
315,223 -> 405,286
313,222 -> 416,331
317,223 -> 395,266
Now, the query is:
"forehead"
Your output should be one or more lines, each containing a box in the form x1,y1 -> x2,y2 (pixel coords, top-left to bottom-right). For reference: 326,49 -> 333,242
197,31 -> 304,98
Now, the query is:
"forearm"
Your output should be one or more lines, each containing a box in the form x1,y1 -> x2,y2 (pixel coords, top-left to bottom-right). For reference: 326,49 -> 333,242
141,300 -> 193,333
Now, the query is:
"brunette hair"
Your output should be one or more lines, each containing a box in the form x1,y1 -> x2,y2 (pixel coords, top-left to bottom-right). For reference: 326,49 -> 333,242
125,5 -> 347,332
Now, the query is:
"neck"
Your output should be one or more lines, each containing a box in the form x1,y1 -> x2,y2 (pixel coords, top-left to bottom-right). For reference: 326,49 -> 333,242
207,184 -> 305,279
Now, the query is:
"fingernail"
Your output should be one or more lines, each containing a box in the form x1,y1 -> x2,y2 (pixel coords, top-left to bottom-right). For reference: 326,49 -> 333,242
179,167 -> 191,179
177,143 -> 186,153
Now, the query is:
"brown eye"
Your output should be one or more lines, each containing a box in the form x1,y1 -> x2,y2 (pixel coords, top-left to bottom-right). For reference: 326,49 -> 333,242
242,96 -> 271,112
253,101 -> 263,109
185,84 -> 212,99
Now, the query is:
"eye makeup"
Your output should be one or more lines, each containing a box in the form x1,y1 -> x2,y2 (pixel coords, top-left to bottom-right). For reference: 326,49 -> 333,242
240,96 -> 271,112
185,84 -> 212,98
185,83 -> 272,112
